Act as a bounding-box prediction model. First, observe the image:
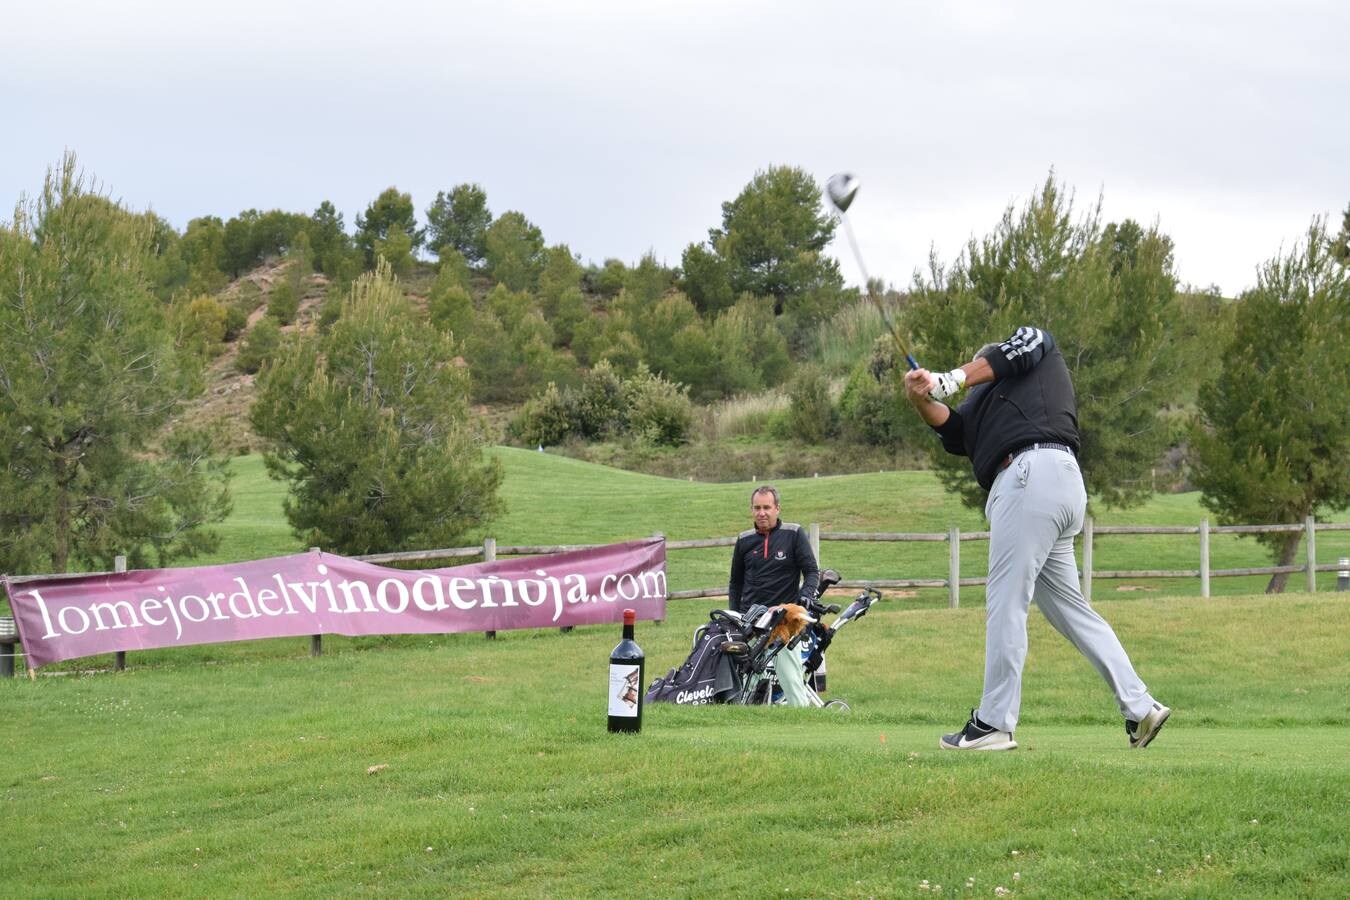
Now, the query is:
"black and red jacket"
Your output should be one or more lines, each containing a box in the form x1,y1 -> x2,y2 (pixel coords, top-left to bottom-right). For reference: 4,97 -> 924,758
727,521 -> 819,614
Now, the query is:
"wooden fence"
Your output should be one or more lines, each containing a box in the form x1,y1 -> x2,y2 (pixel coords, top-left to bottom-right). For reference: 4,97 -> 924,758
364,516 -> 1350,608
3,518 -> 1348,675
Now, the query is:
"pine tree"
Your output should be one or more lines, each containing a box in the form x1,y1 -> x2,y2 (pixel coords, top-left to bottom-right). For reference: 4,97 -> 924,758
903,175 -> 1191,510
355,188 -> 424,267
0,153 -> 230,573
425,184 -> 491,265
1190,218 -> 1350,591
484,211 -> 545,291
1333,203 -> 1350,264
309,200 -> 352,276
251,260 -> 501,554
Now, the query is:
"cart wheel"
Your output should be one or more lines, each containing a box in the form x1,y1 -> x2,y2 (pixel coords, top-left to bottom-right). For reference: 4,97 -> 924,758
824,698 -> 851,713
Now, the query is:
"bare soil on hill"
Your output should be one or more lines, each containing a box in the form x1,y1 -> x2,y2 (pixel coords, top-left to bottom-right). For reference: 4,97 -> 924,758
179,261 -> 439,454
182,261 -> 325,453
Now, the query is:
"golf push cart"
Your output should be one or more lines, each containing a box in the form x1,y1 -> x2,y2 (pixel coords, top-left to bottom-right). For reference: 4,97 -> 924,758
645,569 -> 882,711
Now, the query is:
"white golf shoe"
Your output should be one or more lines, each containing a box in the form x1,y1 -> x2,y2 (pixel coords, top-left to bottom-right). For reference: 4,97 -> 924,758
1126,703 -> 1171,749
939,710 -> 1017,751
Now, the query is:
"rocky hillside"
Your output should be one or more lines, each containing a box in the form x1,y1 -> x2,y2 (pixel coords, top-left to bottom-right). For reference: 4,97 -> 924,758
179,260 -> 332,454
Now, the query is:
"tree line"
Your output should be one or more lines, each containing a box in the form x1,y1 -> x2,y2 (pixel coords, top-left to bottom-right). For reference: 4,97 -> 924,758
1,152 -> 1346,590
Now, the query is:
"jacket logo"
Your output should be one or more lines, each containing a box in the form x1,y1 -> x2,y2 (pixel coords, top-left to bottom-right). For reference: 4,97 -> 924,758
775,550 -> 786,560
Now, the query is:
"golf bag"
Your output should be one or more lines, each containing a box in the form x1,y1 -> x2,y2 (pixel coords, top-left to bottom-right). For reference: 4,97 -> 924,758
645,569 -> 882,709
643,615 -> 741,705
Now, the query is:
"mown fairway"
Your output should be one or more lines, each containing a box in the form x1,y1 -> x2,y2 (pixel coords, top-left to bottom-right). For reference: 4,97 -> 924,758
3,592 -> 1348,897
205,448 -> 1350,602
3,449 -> 1350,897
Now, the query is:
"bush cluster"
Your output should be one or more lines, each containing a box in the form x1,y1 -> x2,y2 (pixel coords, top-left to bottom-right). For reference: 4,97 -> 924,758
510,361 -> 693,447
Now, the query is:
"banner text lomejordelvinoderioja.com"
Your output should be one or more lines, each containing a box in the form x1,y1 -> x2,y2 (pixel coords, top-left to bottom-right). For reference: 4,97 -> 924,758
3,538 -> 666,668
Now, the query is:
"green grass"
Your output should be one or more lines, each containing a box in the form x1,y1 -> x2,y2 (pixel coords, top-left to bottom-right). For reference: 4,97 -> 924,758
9,447 -> 1346,668
3,592 -> 1348,897
208,453 -> 300,564
4,450 -> 1350,895
205,448 -> 1350,602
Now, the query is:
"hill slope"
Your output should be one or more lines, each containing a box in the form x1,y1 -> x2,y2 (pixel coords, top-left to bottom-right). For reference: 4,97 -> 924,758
204,449 -> 1350,602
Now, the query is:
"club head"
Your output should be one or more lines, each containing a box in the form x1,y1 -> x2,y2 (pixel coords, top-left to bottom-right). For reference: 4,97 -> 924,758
825,172 -> 860,213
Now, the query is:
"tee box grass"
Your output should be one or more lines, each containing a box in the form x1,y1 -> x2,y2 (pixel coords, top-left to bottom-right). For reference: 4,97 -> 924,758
3,449 -> 1349,896
2,592 -> 1347,896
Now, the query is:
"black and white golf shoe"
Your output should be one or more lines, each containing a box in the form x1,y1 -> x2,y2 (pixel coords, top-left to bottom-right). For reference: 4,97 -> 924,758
939,710 -> 1017,751
1126,703 -> 1172,749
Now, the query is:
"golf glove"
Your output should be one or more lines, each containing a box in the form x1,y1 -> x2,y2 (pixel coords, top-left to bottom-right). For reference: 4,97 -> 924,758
927,368 -> 967,401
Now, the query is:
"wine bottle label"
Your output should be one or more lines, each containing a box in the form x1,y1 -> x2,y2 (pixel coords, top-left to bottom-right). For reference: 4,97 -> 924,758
608,663 -> 641,717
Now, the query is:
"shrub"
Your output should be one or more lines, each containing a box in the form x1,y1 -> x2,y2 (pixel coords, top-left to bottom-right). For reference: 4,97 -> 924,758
709,295 -> 791,394
234,279 -> 264,313
836,337 -> 926,448
428,281 -> 474,337
374,226 -> 415,276
509,383 -> 576,447
317,283 -> 344,330
236,317 -> 282,374
174,294 -> 228,361
589,258 -> 627,298
510,360 -> 627,447
267,280 -> 299,325
574,359 -> 626,437
813,294 -> 891,376
551,286 -> 589,347
779,364 -> 836,443
511,360 -> 690,448
624,366 -> 694,447
223,303 -> 249,342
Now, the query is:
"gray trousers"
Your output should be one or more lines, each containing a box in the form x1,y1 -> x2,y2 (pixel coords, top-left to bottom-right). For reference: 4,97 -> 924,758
978,447 -> 1156,733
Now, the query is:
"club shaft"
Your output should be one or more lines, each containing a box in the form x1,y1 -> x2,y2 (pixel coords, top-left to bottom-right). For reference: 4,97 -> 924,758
840,217 -> 918,370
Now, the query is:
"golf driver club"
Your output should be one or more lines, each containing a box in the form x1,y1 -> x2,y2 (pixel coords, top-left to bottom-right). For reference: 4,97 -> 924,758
824,173 -> 919,370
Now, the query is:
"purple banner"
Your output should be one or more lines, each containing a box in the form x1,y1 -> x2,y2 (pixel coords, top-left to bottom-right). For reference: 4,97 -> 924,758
3,538 -> 666,669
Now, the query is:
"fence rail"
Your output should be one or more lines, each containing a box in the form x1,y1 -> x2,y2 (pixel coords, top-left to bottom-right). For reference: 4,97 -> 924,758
364,518 -> 1350,605
665,518 -> 1350,607
3,519 -> 1348,676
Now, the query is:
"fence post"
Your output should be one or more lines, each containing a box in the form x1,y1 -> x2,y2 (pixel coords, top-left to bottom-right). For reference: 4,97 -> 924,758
114,555 -> 128,671
1305,516 -> 1317,593
0,615 -> 16,678
1338,557 -> 1349,592
1199,518 -> 1210,598
1081,516 -> 1094,604
651,532 -> 665,625
809,523 -> 821,569
484,538 -> 497,640
309,547 -> 323,656
947,526 -> 960,609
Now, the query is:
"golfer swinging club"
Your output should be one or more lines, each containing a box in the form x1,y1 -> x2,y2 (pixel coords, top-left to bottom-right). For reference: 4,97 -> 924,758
903,326 -> 1170,750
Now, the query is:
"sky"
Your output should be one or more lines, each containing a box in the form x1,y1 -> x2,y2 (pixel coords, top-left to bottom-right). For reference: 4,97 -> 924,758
4,0 -> 1347,298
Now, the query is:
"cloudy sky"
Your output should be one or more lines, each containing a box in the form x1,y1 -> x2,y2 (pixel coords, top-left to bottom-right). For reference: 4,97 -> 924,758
4,1 -> 1346,297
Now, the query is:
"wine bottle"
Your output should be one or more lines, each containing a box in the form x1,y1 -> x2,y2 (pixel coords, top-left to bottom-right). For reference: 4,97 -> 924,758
607,608 -> 644,733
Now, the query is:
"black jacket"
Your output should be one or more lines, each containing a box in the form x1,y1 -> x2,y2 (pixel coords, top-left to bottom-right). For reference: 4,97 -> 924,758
727,521 -> 819,613
933,326 -> 1080,490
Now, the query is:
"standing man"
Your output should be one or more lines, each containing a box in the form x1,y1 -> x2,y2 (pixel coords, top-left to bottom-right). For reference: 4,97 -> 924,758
903,326 -> 1169,751
728,485 -> 820,705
